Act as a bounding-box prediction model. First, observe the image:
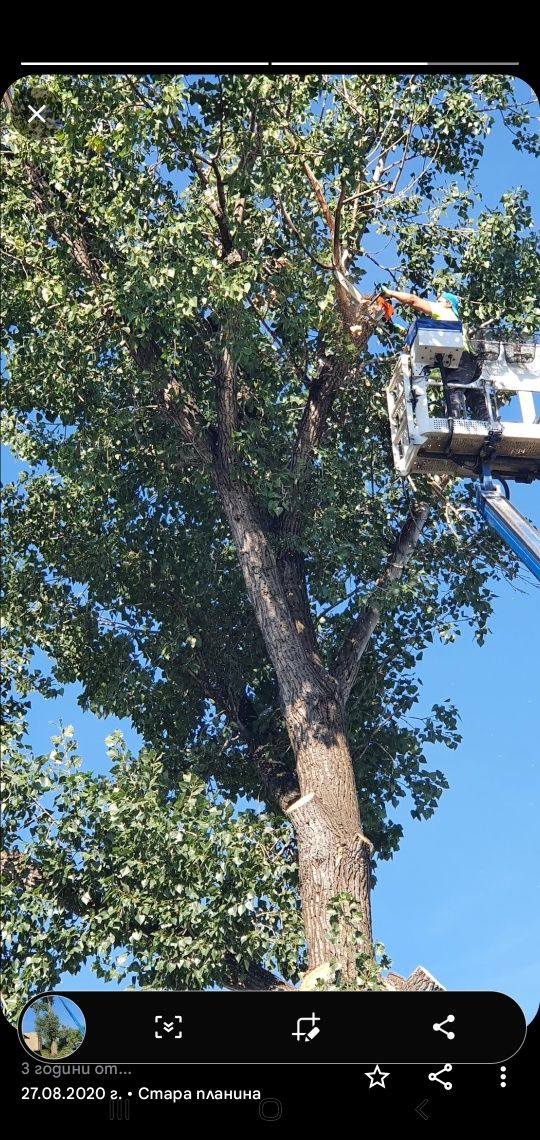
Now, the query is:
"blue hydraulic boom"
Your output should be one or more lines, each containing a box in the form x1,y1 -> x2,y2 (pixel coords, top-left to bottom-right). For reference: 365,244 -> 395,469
475,467 -> 540,581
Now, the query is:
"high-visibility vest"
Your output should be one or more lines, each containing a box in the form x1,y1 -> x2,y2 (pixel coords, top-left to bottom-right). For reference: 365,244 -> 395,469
429,303 -> 472,353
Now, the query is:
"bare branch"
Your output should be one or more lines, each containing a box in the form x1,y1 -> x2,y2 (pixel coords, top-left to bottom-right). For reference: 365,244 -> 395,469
343,181 -> 390,206
333,181 -> 347,272
361,250 -> 401,283
275,353 -> 353,668
388,117 -> 415,194
190,151 -> 234,257
290,357 -> 349,483
333,502 -> 430,703
339,77 -> 382,149
302,158 -> 335,235
365,74 -> 421,162
248,296 -> 308,384
277,194 -> 332,271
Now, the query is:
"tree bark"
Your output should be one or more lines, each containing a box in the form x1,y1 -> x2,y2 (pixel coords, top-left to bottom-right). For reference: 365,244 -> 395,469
210,459 -> 374,978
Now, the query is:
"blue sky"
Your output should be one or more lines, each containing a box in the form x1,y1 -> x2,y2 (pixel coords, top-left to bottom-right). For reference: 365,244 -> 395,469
2,76 -> 539,1021
374,524 -> 539,1018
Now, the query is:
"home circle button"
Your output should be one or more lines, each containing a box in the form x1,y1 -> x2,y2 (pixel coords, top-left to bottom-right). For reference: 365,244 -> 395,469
259,1098 -> 282,1121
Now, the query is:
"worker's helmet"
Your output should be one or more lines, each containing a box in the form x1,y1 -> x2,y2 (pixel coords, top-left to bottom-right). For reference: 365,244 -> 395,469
440,291 -> 460,318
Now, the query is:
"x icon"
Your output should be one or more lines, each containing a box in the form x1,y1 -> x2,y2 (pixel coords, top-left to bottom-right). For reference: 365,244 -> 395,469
28,104 -> 47,123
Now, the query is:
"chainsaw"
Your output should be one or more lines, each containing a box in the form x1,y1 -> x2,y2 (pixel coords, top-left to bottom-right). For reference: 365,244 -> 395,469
333,268 -> 394,323
370,293 -> 394,322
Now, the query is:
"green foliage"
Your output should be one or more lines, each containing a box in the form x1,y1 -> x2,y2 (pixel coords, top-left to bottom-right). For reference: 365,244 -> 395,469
1,73 -> 538,996
325,893 -> 391,991
56,1026 -> 84,1056
1,727 -> 304,1018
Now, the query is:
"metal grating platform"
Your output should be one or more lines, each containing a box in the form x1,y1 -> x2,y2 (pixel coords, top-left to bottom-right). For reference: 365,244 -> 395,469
387,341 -> 540,483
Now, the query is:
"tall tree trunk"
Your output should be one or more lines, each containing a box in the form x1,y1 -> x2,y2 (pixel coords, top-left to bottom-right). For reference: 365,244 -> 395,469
284,689 -> 373,979
213,464 -> 373,981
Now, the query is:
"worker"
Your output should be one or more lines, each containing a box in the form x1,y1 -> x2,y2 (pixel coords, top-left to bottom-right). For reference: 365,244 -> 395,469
381,286 -> 488,420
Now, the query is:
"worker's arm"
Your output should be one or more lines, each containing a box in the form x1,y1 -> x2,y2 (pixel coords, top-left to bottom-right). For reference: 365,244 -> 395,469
382,288 -> 437,317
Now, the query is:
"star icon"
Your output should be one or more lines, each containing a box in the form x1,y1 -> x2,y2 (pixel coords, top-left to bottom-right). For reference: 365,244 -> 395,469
365,1064 -> 390,1088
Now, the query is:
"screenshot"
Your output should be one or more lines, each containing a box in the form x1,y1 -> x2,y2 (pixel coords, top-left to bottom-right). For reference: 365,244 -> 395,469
1,57 -> 538,1124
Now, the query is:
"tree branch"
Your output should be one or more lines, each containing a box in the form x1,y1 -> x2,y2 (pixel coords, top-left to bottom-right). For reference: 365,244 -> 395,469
209,452 -> 334,715
126,78 -> 235,258
333,502 -> 430,703
208,341 -> 318,709
289,358 -> 349,482
277,194 -> 332,271
213,345 -> 238,468
276,541 -> 323,668
333,181 -> 347,272
190,151 -> 235,257
302,158 -> 336,235
275,352 -> 353,670
339,76 -> 382,151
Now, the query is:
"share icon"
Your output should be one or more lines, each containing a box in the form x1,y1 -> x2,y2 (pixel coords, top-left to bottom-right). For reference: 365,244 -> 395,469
433,1014 -> 455,1040
428,1063 -> 453,1091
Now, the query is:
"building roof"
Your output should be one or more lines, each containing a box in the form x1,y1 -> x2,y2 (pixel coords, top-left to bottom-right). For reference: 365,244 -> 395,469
384,965 -> 445,992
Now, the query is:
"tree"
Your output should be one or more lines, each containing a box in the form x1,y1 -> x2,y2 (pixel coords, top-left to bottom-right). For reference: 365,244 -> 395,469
57,1026 -> 84,1054
32,997 -> 61,1053
2,74 -> 539,1006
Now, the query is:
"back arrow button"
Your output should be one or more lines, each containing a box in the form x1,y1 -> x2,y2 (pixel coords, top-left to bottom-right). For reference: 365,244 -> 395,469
415,1099 -> 429,1120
